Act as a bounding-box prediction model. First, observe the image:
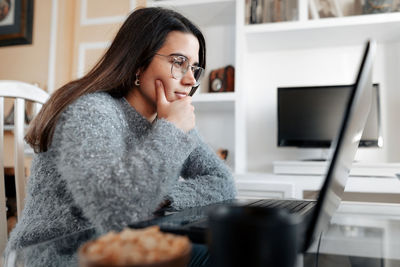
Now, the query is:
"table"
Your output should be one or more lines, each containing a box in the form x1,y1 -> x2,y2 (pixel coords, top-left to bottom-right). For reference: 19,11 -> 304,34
3,202 -> 400,267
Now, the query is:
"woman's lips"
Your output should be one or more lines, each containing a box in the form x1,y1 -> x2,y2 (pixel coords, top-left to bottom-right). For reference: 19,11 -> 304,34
175,92 -> 187,99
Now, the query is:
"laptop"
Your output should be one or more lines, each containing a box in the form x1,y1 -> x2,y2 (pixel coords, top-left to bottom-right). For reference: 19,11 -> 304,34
130,40 -> 376,253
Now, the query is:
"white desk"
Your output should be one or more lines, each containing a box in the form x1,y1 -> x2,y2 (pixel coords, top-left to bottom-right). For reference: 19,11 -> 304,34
235,172 -> 400,201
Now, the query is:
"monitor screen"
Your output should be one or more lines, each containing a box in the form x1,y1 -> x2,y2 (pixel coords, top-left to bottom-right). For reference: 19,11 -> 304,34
277,84 -> 382,148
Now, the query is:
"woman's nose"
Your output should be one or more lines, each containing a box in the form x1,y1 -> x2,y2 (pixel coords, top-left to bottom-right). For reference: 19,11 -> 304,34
181,68 -> 196,86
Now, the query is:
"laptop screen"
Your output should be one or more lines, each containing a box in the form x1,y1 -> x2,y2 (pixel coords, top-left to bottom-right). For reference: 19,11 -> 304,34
304,40 -> 376,250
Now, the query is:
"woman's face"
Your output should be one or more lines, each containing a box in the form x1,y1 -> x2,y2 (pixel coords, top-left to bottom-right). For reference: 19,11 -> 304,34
136,31 -> 200,112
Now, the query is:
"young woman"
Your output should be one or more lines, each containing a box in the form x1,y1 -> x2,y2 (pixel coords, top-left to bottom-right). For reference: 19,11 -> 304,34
6,7 -> 236,266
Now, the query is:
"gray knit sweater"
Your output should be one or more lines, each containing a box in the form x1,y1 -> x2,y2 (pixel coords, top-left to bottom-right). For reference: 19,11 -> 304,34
6,92 -> 236,259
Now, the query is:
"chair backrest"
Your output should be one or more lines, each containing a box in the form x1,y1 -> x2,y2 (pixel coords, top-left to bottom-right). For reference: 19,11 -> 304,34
0,80 -> 49,254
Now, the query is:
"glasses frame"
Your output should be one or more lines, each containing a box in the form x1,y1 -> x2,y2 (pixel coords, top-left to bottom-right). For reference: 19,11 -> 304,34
155,53 -> 204,87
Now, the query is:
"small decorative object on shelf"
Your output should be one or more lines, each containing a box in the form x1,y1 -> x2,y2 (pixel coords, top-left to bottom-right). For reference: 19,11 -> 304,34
217,148 -> 229,161
309,0 -> 343,19
209,65 -> 234,93
363,0 -> 399,14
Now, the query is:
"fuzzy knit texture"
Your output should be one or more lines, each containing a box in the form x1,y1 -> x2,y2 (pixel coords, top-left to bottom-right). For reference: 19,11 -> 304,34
5,92 -> 236,264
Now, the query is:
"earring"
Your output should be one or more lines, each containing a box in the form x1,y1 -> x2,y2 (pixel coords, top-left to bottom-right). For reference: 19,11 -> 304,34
134,73 -> 140,86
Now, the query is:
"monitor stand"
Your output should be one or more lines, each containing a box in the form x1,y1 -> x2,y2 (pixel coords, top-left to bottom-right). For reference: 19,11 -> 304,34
302,158 -> 327,162
301,149 -> 330,162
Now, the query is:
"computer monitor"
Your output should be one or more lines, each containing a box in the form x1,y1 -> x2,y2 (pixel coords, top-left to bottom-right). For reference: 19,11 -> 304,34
277,83 -> 382,148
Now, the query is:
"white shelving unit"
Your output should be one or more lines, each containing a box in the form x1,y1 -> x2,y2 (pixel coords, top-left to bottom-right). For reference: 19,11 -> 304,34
235,172 -> 400,202
149,0 -> 400,175
245,12 -> 400,50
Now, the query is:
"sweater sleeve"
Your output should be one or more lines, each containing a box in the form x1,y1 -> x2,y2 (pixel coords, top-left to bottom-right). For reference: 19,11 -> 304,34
167,130 -> 237,210
54,95 -> 198,233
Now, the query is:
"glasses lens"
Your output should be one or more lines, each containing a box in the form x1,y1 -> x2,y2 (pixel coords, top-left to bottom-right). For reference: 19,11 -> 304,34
171,56 -> 187,80
194,67 -> 204,80
170,56 -> 204,86
193,67 -> 204,86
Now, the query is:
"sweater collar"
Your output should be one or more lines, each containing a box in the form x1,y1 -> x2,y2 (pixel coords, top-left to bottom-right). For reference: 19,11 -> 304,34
119,97 -> 153,131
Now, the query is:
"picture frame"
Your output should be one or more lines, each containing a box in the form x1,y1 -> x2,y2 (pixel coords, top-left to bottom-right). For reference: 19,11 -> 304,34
0,0 -> 34,47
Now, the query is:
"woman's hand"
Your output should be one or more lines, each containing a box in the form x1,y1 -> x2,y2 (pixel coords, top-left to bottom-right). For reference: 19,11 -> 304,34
155,80 -> 195,133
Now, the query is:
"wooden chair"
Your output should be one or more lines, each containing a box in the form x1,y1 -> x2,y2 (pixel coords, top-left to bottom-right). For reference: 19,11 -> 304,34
0,81 -> 49,254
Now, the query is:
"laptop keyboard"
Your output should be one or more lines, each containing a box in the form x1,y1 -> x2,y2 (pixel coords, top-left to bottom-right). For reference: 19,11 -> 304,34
130,198 -> 317,244
180,199 -> 315,229
248,199 -> 316,214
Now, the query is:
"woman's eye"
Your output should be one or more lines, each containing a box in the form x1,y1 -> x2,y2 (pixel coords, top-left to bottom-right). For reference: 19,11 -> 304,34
173,60 -> 184,67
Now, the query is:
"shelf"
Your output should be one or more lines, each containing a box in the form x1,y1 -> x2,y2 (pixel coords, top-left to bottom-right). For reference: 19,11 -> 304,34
245,12 -> 400,51
150,0 -> 235,26
273,161 -> 400,177
193,92 -> 235,102
193,92 -> 235,111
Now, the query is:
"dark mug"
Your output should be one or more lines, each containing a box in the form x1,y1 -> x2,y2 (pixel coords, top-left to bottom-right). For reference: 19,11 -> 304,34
208,205 -> 300,267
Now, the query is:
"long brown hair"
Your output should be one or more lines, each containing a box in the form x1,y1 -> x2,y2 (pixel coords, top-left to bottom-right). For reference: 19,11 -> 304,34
25,7 -> 206,153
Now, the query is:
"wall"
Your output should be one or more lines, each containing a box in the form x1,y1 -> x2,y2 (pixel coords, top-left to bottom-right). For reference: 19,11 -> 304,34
71,0 -> 135,80
1,0 -> 145,168
0,0 -> 145,90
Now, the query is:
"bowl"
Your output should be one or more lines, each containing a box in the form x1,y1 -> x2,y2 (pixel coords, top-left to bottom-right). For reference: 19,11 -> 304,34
78,227 -> 191,267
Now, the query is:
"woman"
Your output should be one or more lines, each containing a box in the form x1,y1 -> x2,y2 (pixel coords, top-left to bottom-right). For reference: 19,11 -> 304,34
6,7 -> 236,266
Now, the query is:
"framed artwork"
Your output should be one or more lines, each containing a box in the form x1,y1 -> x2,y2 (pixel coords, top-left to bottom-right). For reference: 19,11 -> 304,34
0,0 -> 34,47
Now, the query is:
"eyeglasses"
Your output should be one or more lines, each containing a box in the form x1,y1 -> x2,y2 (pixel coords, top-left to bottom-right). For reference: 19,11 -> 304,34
155,53 -> 204,87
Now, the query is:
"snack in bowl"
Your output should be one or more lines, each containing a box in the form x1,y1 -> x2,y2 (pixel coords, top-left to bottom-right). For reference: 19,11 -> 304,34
79,226 -> 191,267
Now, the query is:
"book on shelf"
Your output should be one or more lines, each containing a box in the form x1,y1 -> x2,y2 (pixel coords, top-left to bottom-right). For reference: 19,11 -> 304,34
250,0 -> 263,24
246,0 -> 299,25
245,0 -> 251,24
